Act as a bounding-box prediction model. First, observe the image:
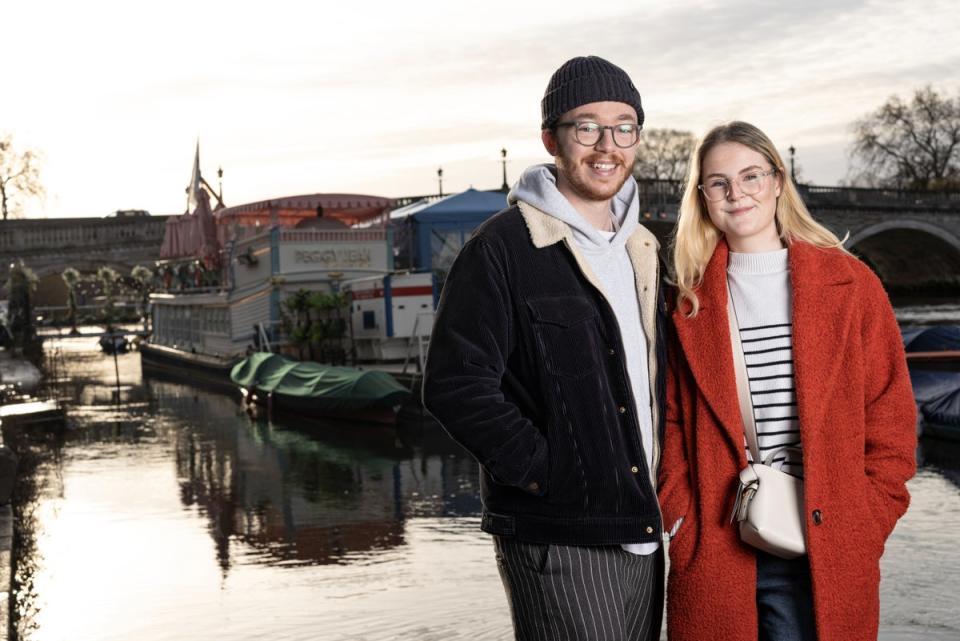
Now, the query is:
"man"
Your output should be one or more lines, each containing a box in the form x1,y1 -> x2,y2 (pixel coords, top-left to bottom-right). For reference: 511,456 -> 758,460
423,56 -> 666,641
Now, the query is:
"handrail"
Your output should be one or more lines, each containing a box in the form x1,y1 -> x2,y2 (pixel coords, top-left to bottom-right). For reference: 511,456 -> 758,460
255,320 -> 284,353
401,311 -> 434,384
628,179 -> 960,211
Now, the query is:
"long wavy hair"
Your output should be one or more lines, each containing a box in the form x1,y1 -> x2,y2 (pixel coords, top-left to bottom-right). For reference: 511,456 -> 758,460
673,121 -> 845,316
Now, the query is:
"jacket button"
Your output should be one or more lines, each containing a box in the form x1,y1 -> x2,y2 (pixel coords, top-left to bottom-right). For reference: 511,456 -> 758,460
618,406 -> 627,414
812,509 -> 822,525
608,347 -> 615,356
631,466 -> 639,474
645,526 -> 654,534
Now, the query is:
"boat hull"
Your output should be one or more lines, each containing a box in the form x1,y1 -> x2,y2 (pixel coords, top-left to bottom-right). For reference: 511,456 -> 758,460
140,343 -> 239,390
240,387 -> 400,425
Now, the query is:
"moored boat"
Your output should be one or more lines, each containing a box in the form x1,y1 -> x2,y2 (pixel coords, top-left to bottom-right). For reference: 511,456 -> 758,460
911,370 -> 960,440
230,352 -> 410,424
142,148 -> 507,396
99,334 -> 129,354
0,399 -> 66,429
903,325 -> 960,367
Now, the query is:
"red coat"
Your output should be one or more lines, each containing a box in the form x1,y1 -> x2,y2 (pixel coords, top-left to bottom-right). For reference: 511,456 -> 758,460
658,240 -> 916,641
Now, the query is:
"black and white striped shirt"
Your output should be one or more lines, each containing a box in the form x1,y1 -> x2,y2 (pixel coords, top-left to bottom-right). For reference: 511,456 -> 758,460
728,249 -> 803,479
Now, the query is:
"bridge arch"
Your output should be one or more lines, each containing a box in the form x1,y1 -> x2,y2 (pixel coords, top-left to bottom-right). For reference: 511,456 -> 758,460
845,220 -> 960,293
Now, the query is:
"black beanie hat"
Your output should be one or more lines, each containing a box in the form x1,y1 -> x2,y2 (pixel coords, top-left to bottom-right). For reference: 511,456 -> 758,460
540,56 -> 644,130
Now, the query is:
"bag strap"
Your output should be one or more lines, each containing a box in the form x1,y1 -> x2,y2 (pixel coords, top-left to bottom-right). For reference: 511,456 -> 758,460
727,285 -> 761,463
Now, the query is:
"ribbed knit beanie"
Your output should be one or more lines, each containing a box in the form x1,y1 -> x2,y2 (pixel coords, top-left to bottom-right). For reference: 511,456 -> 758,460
541,56 -> 644,130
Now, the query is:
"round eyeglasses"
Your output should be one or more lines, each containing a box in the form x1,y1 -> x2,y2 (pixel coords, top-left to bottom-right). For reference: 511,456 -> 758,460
555,121 -> 642,148
698,168 -> 779,202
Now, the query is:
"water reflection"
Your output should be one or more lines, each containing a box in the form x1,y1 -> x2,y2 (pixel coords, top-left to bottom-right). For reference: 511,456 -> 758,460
918,434 -> 960,488
10,339 -> 501,641
9,336 -> 960,641
148,377 -> 482,571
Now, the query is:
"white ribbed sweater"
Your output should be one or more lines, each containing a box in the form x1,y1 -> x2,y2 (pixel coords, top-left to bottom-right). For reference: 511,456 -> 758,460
727,249 -> 803,478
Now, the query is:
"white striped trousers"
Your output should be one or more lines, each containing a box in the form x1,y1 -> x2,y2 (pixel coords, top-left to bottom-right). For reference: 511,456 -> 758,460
493,536 -> 663,641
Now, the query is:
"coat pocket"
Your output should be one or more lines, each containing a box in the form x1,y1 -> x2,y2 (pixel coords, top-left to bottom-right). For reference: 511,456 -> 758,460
856,476 -> 889,556
527,295 -> 602,378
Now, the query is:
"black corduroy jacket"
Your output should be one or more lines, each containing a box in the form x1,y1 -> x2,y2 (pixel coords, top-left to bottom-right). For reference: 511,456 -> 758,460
422,202 -> 667,545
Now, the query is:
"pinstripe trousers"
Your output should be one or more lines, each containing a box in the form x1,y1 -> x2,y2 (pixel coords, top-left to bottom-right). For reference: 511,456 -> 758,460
493,536 -> 664,641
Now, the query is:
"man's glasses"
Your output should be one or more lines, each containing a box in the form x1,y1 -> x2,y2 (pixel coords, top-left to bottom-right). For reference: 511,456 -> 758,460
555,121 -> 642,148
698,168 -> 779,202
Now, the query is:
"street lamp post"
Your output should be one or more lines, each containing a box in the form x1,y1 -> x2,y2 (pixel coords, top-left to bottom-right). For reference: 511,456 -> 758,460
788,145 -> 796,183
501,148 -> 509,191
437,167 -> 443,197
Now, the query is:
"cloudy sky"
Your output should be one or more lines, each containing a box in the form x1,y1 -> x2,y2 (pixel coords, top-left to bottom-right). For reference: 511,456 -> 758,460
4,0 -> 959,218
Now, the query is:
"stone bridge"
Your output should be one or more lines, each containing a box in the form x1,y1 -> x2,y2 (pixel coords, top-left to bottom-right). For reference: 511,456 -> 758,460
0,214 -> 168,306
2,184 -> 959,306
636,182 -> 960,294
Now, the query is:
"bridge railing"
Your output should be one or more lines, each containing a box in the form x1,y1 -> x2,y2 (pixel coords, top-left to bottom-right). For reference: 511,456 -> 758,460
799,185 -> 960,210
391,193 -> 447,209
626,179 -> 960,212
636,179 -> 686,207
0,216 -> 168,253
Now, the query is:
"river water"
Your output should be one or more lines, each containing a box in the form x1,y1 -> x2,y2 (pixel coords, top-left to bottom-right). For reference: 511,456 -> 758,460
7,326 -> 960,641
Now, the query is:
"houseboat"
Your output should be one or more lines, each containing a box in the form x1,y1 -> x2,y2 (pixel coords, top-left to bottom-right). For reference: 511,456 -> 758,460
143,181 -> 507,384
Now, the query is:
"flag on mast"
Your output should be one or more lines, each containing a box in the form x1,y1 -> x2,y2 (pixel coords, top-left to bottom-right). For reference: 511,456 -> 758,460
187,140 -> 202,209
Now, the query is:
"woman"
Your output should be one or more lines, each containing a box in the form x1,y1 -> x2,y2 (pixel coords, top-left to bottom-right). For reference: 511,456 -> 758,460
658,121 -> 916,641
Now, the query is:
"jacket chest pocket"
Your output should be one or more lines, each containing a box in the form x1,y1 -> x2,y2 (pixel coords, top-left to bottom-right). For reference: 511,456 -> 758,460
527,295 -> 602,378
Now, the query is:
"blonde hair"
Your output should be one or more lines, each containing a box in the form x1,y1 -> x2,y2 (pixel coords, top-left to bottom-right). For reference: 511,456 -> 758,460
673,121 -> 845,316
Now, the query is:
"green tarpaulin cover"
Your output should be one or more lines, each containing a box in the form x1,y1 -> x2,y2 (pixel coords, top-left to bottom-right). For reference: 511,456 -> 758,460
230,353 -> 409,409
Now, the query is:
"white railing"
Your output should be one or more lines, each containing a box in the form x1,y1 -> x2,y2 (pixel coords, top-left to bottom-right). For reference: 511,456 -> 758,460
401,311 -> 434,384
254,320 -> 285,353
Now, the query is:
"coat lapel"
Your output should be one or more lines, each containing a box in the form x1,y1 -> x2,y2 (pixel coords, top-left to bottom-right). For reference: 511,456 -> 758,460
673,240 -> 857,462
672,240 -> 748,459
788,242 -> 855,437
625,227 -> 660,362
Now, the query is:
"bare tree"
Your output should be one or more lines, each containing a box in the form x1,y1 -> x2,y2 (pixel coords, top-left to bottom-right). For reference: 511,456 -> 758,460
0,134 -> 43,220
632,128 -> 696,182
849,86 -> 960,190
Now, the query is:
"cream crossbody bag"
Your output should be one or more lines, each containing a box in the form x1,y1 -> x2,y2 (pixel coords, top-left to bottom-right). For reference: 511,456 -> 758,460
727,291 -> 807,559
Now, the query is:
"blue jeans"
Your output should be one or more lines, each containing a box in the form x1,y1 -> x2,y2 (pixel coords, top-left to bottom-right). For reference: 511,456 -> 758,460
756,551 -> 817,641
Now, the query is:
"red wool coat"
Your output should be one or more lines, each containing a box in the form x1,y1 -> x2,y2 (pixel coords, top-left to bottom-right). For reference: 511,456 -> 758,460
658,240 -> 917,641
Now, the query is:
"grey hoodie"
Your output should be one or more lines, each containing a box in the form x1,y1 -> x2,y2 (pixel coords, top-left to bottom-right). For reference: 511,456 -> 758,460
509,163 -> 658,555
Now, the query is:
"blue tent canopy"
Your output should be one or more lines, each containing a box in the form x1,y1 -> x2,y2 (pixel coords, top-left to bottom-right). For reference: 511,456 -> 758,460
392,188 -> 508,273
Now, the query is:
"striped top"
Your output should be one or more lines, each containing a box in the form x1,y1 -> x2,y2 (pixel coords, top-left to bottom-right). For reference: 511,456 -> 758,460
727,249 -> 803,479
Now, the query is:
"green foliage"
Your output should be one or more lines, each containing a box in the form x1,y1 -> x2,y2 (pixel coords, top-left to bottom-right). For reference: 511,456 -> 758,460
130,265 -> 154,330
131,265 -> 153,286
61,267 -> 80,288
96,266 -> 122,324
284,289 -> 312,314
61,267 -> 81,331
281,288 -> 349,362
5,260 -> 41,356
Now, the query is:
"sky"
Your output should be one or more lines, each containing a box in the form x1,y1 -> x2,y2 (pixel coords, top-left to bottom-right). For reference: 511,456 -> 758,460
3,0 -> 959,219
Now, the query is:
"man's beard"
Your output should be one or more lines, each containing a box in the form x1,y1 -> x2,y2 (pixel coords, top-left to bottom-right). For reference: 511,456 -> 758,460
556,153 -> 634,202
